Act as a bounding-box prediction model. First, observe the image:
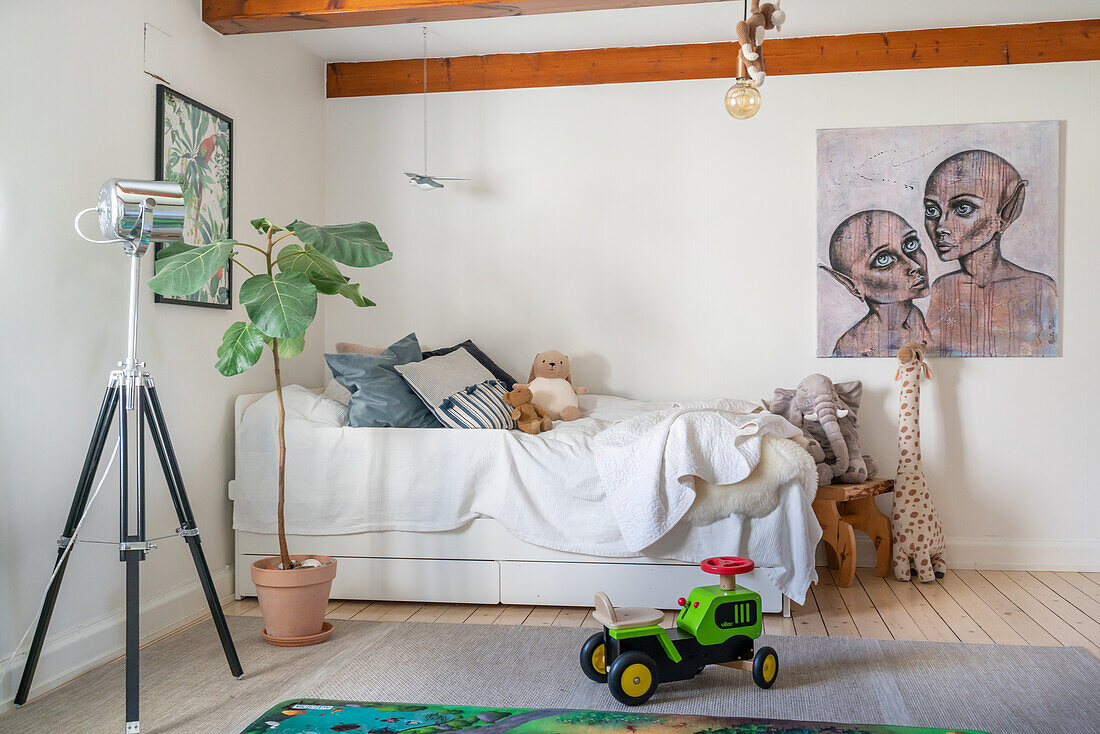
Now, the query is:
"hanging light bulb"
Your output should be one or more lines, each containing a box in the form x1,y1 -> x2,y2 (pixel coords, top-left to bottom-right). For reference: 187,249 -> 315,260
726,0 -> 762,120
725,78 -> 761,119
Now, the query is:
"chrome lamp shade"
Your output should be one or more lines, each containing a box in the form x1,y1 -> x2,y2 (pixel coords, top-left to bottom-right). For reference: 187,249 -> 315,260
96,178 -> 185,244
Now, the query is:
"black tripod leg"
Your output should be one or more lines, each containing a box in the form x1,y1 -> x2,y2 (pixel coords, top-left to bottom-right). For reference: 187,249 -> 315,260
15,384 -> 120,706
125,548 -> 140,731
142,383 -> 243,678
123,383 -> 143,733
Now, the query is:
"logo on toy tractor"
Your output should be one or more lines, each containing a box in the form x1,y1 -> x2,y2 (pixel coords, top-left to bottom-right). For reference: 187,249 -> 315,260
715,599 -> 757,629
579,556 -> 778,706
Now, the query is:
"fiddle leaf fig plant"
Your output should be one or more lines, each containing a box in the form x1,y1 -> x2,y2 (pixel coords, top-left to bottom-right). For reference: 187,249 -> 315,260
148,219 -> 391,570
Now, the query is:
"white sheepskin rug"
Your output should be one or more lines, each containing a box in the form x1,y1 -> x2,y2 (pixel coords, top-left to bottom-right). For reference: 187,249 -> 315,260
684,435 -> 817,522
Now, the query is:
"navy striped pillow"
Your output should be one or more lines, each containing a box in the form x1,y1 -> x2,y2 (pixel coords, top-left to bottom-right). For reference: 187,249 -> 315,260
435,380 -> 515,430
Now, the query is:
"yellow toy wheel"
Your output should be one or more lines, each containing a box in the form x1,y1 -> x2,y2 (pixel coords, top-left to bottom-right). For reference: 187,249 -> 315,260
752,646 -> 779,689
619,663 -> 652,697
580,632 -> 608,683
608,651 -> 658,706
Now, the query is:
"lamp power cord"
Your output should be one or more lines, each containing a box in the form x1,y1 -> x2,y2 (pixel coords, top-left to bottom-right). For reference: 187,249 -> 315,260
1,437 -> 121,706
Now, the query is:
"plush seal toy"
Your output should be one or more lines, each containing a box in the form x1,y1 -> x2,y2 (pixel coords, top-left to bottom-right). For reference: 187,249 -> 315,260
514,350 -> 588,421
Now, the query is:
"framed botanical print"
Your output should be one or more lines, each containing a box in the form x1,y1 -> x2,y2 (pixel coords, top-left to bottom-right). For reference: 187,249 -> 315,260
154,84 -> 233,308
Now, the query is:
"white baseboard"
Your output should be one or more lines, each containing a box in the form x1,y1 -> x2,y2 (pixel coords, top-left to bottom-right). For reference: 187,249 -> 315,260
821,535 -> 1100,573
942,537 -> 1100,572
1,564 -> 234,714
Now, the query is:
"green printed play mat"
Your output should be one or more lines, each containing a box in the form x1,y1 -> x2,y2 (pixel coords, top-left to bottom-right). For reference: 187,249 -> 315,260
239,699 -> 987,734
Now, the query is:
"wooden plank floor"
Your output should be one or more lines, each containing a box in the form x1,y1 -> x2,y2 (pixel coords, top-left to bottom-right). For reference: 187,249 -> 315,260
225,568 -> 1100,660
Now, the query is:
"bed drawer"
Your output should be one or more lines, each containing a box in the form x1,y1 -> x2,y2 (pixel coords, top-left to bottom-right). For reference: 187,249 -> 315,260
236,555 -> 500,604
499,561 -> 783,613
235,524 -> 692,564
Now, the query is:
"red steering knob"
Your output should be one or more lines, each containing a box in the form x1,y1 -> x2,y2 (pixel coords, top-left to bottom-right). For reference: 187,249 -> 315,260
701,556 -> 754,575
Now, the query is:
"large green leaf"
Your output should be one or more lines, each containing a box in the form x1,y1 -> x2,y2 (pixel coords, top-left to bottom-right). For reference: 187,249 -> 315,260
238,272 -> 317,339
215,322 -> 264,376
329,281 -> 375,307
250,217 -> 283,235
148,240 -> 234,297
262,333 -> 305,359
277,243 -> 343,284
155,242 -> 197,261
278,243 -> 375,307
288,220 -> 391,269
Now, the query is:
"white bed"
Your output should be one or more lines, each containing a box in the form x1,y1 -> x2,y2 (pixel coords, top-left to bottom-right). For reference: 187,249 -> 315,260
231,386 -> 821,614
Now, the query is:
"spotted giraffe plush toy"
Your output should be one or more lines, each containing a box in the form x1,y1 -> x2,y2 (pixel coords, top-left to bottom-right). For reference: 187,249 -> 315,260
891,342 -> 946,582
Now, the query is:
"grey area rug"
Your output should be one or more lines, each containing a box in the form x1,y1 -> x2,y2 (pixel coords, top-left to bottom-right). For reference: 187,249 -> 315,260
1,617 -> 1097,734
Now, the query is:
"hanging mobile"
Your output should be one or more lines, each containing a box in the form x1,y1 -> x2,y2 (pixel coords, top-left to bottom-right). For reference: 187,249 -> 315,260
404,27 -> 470,190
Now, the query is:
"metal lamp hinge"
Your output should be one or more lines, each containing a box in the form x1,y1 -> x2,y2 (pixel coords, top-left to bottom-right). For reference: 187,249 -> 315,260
119,540 -> 157,553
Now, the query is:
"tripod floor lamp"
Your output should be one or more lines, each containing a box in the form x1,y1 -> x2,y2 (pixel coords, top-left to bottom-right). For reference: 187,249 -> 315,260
15,179 -> 242,733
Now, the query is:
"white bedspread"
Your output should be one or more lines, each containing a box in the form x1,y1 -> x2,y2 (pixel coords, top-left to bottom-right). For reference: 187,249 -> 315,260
594,399 -> 806,552
234,386 -> 821,603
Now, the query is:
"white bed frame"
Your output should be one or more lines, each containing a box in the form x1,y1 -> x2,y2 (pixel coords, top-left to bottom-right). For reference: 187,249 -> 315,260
231,392 -> 792,616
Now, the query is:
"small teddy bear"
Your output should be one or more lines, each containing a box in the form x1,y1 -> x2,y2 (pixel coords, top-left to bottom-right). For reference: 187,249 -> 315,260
514,350 -> 588,421
502,386 -> 553,435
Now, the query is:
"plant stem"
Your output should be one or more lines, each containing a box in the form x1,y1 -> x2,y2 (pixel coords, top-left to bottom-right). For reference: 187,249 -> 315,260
228,256 -> 256,277
235,242 -> 268,256
266,225 -> 293,569
272,337 -> 292,570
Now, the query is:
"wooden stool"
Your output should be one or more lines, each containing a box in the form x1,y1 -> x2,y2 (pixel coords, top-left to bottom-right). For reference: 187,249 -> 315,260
813,479 -> 894,587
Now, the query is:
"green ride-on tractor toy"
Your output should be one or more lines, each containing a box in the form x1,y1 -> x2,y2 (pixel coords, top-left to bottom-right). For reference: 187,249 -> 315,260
579,556 -> 778,706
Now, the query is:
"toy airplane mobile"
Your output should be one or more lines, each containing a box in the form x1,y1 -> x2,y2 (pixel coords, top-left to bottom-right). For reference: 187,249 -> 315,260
580,556 -> 777,705
403,172 -> 469,190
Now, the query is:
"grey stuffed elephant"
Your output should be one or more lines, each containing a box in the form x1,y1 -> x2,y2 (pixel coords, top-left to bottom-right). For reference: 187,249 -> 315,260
768,374 -> 877,486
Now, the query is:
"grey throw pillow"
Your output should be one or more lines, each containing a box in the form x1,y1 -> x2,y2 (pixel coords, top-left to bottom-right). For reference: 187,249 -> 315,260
396,348 -> 515,429
421,340 -> 517,387
324,333 -> 443,428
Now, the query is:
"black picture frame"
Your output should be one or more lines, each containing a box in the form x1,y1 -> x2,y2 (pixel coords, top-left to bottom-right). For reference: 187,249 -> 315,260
154,84 -> 233,309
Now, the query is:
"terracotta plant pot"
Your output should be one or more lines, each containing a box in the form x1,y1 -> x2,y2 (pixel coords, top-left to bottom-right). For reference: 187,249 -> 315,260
251,555 -> 337,645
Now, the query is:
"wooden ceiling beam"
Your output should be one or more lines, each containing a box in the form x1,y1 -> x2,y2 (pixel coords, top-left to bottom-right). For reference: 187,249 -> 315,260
326,19 -> 1100,97
203,0 -> 725,34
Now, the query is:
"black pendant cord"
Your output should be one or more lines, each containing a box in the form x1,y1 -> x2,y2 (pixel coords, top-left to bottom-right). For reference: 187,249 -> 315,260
422,26 -> 429,174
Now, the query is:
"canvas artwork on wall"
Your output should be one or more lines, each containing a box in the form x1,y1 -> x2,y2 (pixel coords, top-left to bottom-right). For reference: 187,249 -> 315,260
817,120 -> 1060,358
154,84 -> 233,308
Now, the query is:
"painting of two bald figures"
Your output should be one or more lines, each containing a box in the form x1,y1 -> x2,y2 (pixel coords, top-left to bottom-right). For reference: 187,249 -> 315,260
817,120 -> 1059,358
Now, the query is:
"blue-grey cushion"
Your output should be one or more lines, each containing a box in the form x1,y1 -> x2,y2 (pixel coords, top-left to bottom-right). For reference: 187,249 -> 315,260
396,348 -> 515,429
324,333 -> 443,428
421,340 -> 517,388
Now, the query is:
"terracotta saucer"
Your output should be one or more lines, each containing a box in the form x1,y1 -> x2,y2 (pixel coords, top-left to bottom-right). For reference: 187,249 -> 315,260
261,621 -> 334,647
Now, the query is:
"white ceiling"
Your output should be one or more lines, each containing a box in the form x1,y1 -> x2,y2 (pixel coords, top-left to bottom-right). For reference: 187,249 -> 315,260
279,0 -> 1099,62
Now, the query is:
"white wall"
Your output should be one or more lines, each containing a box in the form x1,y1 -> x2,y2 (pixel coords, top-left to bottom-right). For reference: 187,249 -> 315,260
324,61 -> 1099,571
0,0 -> 327,706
